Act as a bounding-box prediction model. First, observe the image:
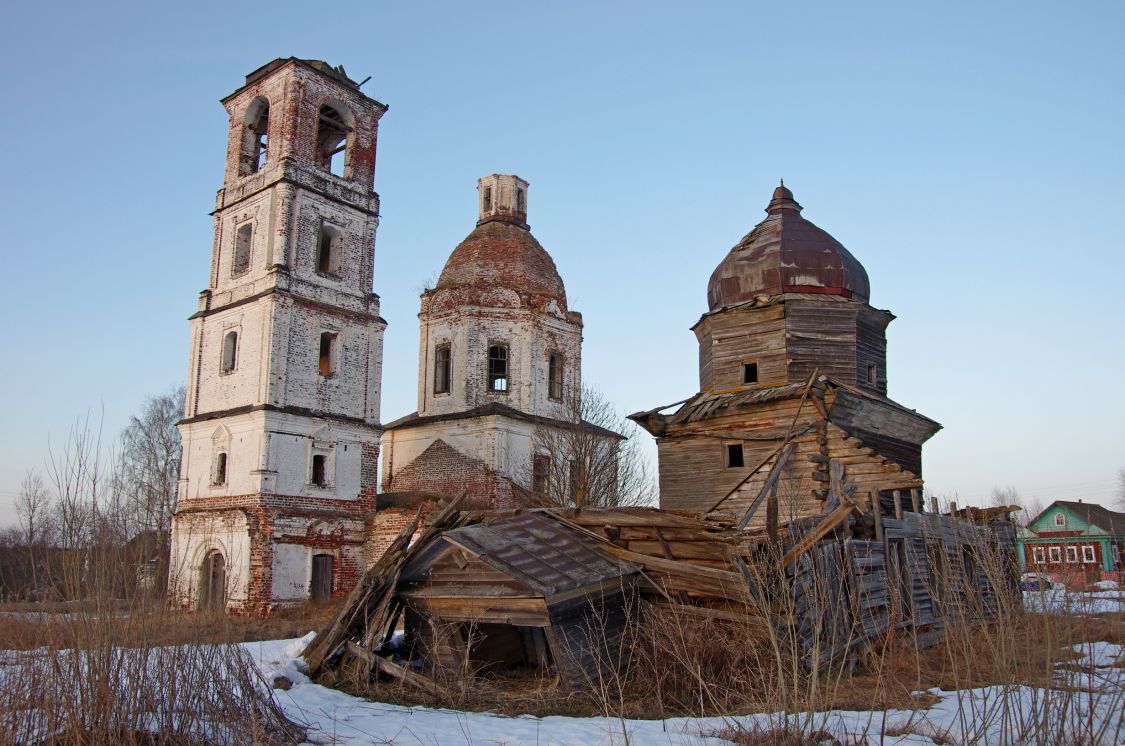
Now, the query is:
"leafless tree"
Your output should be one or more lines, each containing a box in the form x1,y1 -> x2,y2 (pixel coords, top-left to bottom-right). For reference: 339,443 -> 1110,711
525,386 -> 656,508
117,387 -> 184,537
989,485 -> 1041,527
15,469 -> 54,597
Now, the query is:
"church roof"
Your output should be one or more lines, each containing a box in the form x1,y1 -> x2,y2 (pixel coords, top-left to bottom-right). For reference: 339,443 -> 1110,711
435,220 -> 568,309
383,402 -> 625,440
707,184 -> 870,311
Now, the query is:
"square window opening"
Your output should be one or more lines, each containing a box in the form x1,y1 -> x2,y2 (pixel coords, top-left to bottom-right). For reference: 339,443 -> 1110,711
726,443 -> 744,468
742,362 -> 758,385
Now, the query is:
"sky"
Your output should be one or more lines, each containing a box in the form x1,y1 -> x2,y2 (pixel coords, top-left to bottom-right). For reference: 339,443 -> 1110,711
1,0 -> 1123,524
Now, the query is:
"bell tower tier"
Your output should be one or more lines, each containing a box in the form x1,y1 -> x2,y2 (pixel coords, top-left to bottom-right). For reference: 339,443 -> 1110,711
170,59 -> 389,614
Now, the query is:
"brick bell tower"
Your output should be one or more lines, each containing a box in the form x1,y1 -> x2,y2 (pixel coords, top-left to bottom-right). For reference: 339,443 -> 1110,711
168,59 -> 388,613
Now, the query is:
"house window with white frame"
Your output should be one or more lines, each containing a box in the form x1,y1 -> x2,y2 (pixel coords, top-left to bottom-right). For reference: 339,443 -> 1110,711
1065,545 -> 1078,563
1082,545 -> 1096,563
1032,546 -> 1046,564
1054,512 -> 1066,527
1048,546 -> 1061,563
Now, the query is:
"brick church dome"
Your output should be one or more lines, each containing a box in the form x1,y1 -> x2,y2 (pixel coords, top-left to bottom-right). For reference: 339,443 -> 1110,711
436,218 -> 568,310
707,184 -> 870,311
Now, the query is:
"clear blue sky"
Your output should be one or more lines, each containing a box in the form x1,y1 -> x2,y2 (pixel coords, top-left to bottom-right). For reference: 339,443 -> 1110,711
2,0 -> 1123,522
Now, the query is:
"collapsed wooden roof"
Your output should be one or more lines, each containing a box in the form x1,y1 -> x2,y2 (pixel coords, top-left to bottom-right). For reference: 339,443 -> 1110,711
303,490 -> 1019,696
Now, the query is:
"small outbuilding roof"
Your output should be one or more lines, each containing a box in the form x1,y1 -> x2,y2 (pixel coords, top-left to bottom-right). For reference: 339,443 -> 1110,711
440,512 -> 640,597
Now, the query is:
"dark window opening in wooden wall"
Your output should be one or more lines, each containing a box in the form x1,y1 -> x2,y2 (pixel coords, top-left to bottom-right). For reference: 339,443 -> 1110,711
867,363 -> 877,385
533,454 -> 550,497
434,344 -> 451,394
311,554 -> 333,602
319,332 -> 337,377
488,345 -> 509,392
726,444 -> 744,468
742,362 -> 758,384
548,351 -> 564,400
311,454 -> 327,487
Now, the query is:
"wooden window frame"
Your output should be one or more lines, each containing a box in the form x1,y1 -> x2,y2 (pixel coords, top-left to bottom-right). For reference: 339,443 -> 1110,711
1054,512 -> 1066,527
1048,545 -> 1061,563
725,442 -> 744,469
433,344 -> 451,395
1065,545 -> 1078,563
488,344 -> 509,393
1032,546 -> 1046,564
1082,545 -> 1096,564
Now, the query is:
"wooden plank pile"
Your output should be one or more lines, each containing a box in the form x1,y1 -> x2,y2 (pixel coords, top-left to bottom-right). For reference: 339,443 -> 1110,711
302,472 -> 1019,693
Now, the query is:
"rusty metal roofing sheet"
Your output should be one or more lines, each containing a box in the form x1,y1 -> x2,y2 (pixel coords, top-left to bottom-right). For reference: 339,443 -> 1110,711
443,512 -> 639,597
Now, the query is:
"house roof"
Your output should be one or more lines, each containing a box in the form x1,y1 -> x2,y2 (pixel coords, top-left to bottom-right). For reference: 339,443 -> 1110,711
1043,500 -> 1125,536
440,512 -> 639,597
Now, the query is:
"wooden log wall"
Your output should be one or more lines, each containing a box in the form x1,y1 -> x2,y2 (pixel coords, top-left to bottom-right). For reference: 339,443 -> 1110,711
696,303 -> 787,391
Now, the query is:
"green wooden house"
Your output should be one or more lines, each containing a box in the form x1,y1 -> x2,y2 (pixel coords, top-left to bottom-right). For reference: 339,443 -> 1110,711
1017,500 -> 1125,584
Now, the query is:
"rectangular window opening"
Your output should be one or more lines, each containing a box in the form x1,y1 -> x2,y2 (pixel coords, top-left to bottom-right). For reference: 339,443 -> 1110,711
319,332 -> 337,377
533,454 -> 550,498
1048,546 -> 1061,563
867,363 -> 877,385
548,351 -> 563,400
312,454 -> 327,487
742,362 -> 758,385
221,331 -> 238,374
483,187 -> 492,212
233,223 -> 252,275
311,554 -> 333,602
1065,546 -> 1078,563
317,224 -> 342,275
488,344 -> 508,392
1082,545 -> 1095,563
212,452 -> 228,486
1032,546 -> 1045,564
726,443 -> 744,468
434,344 -> 451,395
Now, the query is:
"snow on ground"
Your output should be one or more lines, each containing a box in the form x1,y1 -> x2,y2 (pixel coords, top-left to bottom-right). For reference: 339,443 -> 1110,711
1022,587 -> 1125,615
245,631 -> 1125,746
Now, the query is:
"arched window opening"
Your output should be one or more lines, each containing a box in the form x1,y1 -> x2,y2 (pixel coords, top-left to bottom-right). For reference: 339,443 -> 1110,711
232,223 -> 252,275
316,104 -> 350,177
199,551 -> 226,612
221,331 -> 238,373
433,344 -> 451,394
316,223 -> 343,275
319,332 -> 337,377
212,452 -> 228,485
488,344 -> 508,392
240,99 -> 270,175
311,554 -> 333,602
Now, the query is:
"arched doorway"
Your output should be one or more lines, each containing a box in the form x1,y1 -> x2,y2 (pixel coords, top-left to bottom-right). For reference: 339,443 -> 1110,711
199,550 -> 226,612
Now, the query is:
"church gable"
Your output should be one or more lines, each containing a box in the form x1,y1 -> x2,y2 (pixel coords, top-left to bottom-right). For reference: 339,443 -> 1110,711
385,438 -> 525,506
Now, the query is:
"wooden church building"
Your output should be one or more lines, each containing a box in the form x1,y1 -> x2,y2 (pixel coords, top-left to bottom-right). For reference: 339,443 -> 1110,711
630,184 -> 942,525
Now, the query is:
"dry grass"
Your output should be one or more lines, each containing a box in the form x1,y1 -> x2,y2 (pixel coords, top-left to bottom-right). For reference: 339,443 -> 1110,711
0,596 -> 323,745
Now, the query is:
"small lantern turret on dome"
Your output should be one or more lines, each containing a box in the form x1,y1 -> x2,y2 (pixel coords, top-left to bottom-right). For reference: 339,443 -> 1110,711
477,174 -> 529,227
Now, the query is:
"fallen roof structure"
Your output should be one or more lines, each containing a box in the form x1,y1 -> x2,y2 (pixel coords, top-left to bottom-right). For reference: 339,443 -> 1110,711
303,486 -> 1020,695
